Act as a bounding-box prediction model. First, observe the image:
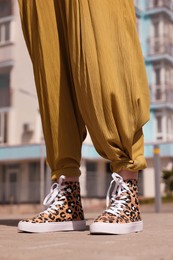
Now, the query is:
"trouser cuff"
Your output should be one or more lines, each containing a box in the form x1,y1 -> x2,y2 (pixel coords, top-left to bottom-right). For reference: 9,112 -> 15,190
51,168 -> 81,181
110,155 -> 147,173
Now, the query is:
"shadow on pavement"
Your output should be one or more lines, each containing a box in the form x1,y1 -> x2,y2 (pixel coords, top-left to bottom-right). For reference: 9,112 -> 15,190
0,219 -> 19,227
0,220 -> 90,231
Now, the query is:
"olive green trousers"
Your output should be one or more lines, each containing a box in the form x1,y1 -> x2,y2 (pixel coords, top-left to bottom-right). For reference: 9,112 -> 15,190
18,0 -> 150,181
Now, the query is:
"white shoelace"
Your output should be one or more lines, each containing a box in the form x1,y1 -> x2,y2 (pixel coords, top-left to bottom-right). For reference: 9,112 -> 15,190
105,173 -> 130,216
41,175 -> 66,215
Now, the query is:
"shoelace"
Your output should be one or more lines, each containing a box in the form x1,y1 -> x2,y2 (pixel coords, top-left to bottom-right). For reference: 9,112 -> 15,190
41,175 -> 66,215
105,173 -> 130,216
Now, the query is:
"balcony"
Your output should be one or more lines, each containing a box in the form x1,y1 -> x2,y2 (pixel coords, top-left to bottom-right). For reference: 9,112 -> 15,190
0,16 -> 15,47
150,86 -> 173,105
147,0 -> 172,11
145,0 -> 173,18
146,36 -> 173,63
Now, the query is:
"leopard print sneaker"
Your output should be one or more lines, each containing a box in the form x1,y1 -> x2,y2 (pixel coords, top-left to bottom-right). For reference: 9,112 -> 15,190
18,175 -> 86,233
90,173 -> 143,234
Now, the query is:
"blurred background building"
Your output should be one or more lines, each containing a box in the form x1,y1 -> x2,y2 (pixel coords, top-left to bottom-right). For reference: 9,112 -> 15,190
0,0 -> 173,204
139,0 -> 173,197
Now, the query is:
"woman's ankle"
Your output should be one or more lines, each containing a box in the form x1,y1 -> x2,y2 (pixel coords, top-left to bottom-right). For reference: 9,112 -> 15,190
63,176 -> 79,182
53,176 -> 79,183
118,170 -> 138,180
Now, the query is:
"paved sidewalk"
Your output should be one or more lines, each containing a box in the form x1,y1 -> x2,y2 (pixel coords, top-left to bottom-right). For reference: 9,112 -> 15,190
0,209 -> 173,260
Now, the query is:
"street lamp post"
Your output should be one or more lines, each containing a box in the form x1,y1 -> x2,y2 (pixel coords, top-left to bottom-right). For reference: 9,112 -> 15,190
153,144 -> 162,212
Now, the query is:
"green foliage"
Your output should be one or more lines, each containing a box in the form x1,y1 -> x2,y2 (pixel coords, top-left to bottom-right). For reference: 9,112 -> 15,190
162,170 -> 173,196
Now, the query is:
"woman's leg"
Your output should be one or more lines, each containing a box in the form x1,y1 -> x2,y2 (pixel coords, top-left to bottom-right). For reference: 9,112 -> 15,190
17,0 -> 86,233
18,0 -> 87,182
60,0 -> 150,234
62,0 -> 150,173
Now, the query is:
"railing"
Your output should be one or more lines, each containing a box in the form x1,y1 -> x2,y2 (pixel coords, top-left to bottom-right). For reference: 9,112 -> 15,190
147,0 -> 173,11
147,37 -> 173,57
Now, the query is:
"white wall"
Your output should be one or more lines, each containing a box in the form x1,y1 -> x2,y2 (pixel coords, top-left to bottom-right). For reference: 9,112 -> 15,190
8,2 -> 39,145
80,159 -> 87,196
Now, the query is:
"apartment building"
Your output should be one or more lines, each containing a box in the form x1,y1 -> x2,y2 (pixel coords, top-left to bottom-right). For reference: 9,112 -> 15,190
140,0 -> 173,197
0,0 -> 172,204
0,0 -> 42,203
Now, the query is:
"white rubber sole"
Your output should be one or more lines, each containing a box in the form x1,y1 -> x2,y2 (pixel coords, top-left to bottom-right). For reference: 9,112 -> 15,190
90,221 -> 143,235
18,220 -> 86,233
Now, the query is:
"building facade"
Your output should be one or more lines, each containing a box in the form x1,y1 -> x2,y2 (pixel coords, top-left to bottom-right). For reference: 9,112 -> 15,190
0,0 -> 43,203
0,0 -> 173,204
139,0 -> 173,197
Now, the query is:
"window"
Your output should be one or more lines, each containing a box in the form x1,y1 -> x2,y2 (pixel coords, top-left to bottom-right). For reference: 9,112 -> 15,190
154,41 -> 160,53
0,0 -> 13,45
152,20 -> 160,54
155,88 -> 162,100
165,68 -> 169,84
86,162 -> 97,172
154,21 -> 159,38
0,21 -> 10,44
28,162 -> 40,203
6,165 -> 20,203
29,163 -> 40,182
0,0 -> 12,18
0,110 -> 8,143
86,161 -> 98,197
156,115 -> 162,133
0,72 -> 9,87
0,70 -> 10,107
155,68 -> 161,85
156,114 -> 163,140
153,0 -> 159,7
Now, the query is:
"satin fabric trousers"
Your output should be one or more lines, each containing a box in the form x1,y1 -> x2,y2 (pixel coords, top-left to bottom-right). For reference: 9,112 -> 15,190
18,0 -> 150,181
